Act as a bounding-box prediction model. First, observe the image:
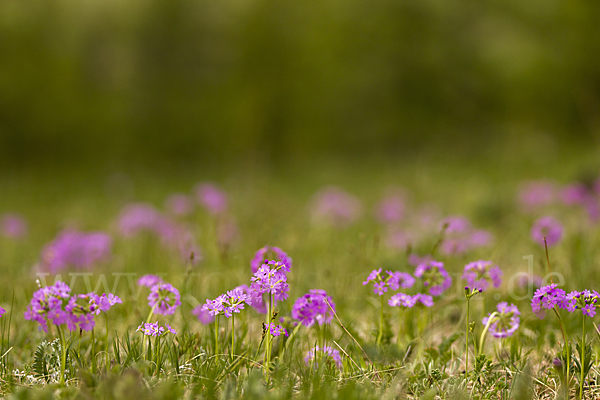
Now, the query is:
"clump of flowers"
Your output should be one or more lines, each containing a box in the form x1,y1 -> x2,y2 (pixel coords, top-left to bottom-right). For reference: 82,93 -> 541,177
147,282 -> 181,316
249,260 -> 290,306
309,186 -> 362,227
205,288 -> 249,318
195,183 -> 228,215
265,323 -> 288,337
304,345 -> 342,368
531,284 -> 566,319
517,180 -> 557,212
66,292 -> 122,331
388,293 -> 416,308
375,192 -> 406,224
251,246 -> 292,273
439,216 -> 493,255
0,307 -> 5,317
414,260 -> 452,296
39,230 -> 112,273
291,289 -> 336,327
137,321 -> 177,336
563,290 -> 600,317
24,281 -> 72,333
164,193 -> 195,216
138,274 -> 164,288
191,303 -> 215,325
462,260 -> 503,291
531,216 -> 563,247
482,302 -> 521,338
363,269 -> 415,295
0,213 -> 28,239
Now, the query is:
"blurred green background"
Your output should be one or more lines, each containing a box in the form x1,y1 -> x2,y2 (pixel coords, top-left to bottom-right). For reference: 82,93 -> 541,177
1,0 -> 599,173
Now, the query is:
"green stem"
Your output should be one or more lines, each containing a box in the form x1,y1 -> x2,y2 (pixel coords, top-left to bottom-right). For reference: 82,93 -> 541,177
552,307 -> 570,389
478,312 -> 498,356
231,313 -> 235,361
377,295 -> 384,346
105,314 -> 110,372
91,328 -> 97,374
265,293 -> 273,384
214,316 -> 219,356
465,297 -> 470,379
57,325 -> 67,386
580,315 -> 586,400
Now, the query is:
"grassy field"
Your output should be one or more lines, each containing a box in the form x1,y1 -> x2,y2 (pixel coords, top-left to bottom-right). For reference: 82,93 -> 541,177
1,148 -> 600,399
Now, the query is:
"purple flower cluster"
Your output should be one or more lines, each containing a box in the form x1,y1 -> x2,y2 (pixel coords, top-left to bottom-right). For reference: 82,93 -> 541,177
249,260 -> 290,305
375,192 -> 406,224
309,186 -> 362,227
191,303 -> 215,324
137,321 -> 177,336
0,306 -> 6,317
530,284 -> 566,319
204,288 -> 249,318
165,194 -> 195,216
482,302 -> 520,338
291,289 -> 336,327
388,293 -> 434,308
304,345 -> 342,368
563,290 -> 600,317
414,260 -> 452,296
40,230 -> 112,273
24,281 -> 120,333
531,216 -> 563,247
251,246 -> 292,274
363,268 -> 415,296
195,183 -> 228,215
118,203 -> 202,264
0,213 -> 28,239
266,323 -> 288,337
518,180 -> 557,211
462,260 -> 503,291
66,293 -> 122,331
439,216 -> 493,255
147,282 -> 181,316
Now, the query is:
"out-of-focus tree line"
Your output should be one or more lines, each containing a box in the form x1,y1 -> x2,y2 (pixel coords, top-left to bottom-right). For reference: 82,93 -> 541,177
0,0 -> 599,169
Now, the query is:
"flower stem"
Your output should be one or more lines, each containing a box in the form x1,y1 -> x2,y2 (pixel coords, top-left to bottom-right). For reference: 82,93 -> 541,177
91,328 -> 97,374
465,297 -> 470,380
580,314 -> 586,400
552,307 -> 570,388
105,314 -> 110,372
377,295 -> 384,346
265,293 -> 274,385
231,313 -> 235,361
478,312 -> 498,356
56,325 -> 67,386
214,315 -> 219,356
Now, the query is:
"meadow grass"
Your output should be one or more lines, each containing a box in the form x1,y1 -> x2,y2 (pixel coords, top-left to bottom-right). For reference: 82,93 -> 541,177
1,152 -> 600,399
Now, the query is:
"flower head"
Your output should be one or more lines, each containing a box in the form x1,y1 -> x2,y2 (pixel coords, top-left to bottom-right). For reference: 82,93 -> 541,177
136,321 -> 176,337
388,293 -> 417,308
138,274 -> 164,288
0,213 -> 28,239
266,323 -> 288,337
249,260 -> 290,305
462,260 -> 502,291
0,307 -> 5,318
165,194 -> 195,216
482,302 -> 520,338
251,246 -> 292,274
309,186 -> 362,227
414,260 -> 452,296
375,193 -> 406,224
304,345 -> 342,368
24,281 -> 72,333
291,289 -> 335,327
192,303 -> 215,324
147,283 -> 181,315
195,183 -> 228,215
518,180 -> 557,211
40,230 -> 112,273
564,290 -> 600,317
531,284 -> 566,319
531,216 -> 563,247
363,269 -> 415,296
